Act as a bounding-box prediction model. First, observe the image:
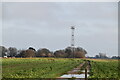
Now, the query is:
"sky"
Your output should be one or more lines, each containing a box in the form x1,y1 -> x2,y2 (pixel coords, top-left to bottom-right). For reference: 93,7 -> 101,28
1,2 -> 118,57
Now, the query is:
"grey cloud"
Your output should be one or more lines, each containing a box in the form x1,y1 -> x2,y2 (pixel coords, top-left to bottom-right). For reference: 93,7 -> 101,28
2,2 -> 118,57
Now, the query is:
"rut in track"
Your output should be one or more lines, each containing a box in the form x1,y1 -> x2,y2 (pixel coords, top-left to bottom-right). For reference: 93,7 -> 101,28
58,60 -> 91,79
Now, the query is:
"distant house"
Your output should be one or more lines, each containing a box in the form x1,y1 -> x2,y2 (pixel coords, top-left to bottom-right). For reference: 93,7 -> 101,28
3,52 -> 8,58
4,56 -> 7,58
94,53 -> 108,59
99,53 -> 107,58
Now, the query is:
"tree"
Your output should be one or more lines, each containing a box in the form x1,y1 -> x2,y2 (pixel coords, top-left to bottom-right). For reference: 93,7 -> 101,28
36,48 -> 52,57
65,47 -> 72,58
54,46 -> 87,58
0,46 -> 7,57
24,49 -> 36,57
8,47 -> 17,57
16,48 -> 36,58
74,47 -> 87,58
37,49 -> 46,57
75,51 -> 85,58
29,47 -> 36,51
54,50 -> 67,58
47,53 -> 52,57
111,56 -> 120,59
16,50 -> 26,57
95,55 -> 99,58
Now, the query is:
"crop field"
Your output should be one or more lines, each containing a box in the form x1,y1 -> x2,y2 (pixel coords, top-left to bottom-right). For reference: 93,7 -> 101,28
88,59 -> 119,79
2,58 -> 83,78
1,58 -> 119,79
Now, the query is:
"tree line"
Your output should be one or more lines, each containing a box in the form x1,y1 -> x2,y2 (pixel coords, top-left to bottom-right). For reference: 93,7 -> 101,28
0,46 -> 87,58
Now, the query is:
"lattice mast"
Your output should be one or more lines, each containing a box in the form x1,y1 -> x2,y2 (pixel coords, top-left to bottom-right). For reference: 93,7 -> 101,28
71,26 -> 75,47
71,26 -> 75,58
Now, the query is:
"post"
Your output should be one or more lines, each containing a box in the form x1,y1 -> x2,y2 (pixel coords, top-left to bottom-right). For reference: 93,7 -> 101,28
85,68 -> 87,80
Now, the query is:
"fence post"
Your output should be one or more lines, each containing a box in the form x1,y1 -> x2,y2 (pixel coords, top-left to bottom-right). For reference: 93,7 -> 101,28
85,68 -> 87,80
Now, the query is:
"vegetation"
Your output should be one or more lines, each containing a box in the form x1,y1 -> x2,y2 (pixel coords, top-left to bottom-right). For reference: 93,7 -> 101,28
8,47 -> 17,57
2,58 -> 119,79
89,59 -> 119,79
49,47 -> 87,58
0,46 -> 7,57
0,46 -> 87,58
2,58 -> 83,78
36,48 -> 54,57
1,45 -> 119,79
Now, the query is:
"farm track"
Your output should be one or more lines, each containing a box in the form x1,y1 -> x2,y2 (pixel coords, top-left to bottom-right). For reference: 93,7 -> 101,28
58,60 -> 91,79
67,62 -> 85,74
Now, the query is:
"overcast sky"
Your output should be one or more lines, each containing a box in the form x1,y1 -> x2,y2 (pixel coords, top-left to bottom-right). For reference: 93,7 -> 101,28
2,2 -> 118,57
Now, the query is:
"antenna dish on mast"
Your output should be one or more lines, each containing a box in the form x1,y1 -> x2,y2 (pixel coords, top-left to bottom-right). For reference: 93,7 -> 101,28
71,26 -> 75,47
71,26 -> 75,29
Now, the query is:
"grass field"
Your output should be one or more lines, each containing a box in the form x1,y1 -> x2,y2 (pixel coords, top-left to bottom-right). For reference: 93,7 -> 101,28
2,58 -> 119,79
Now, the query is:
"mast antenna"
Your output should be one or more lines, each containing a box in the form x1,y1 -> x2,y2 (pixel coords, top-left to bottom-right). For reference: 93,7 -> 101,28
71,26 -> 75,47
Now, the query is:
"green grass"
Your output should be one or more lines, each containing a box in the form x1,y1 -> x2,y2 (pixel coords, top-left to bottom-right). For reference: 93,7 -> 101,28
89,59 -> 119,79
2,58 -> 83,78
